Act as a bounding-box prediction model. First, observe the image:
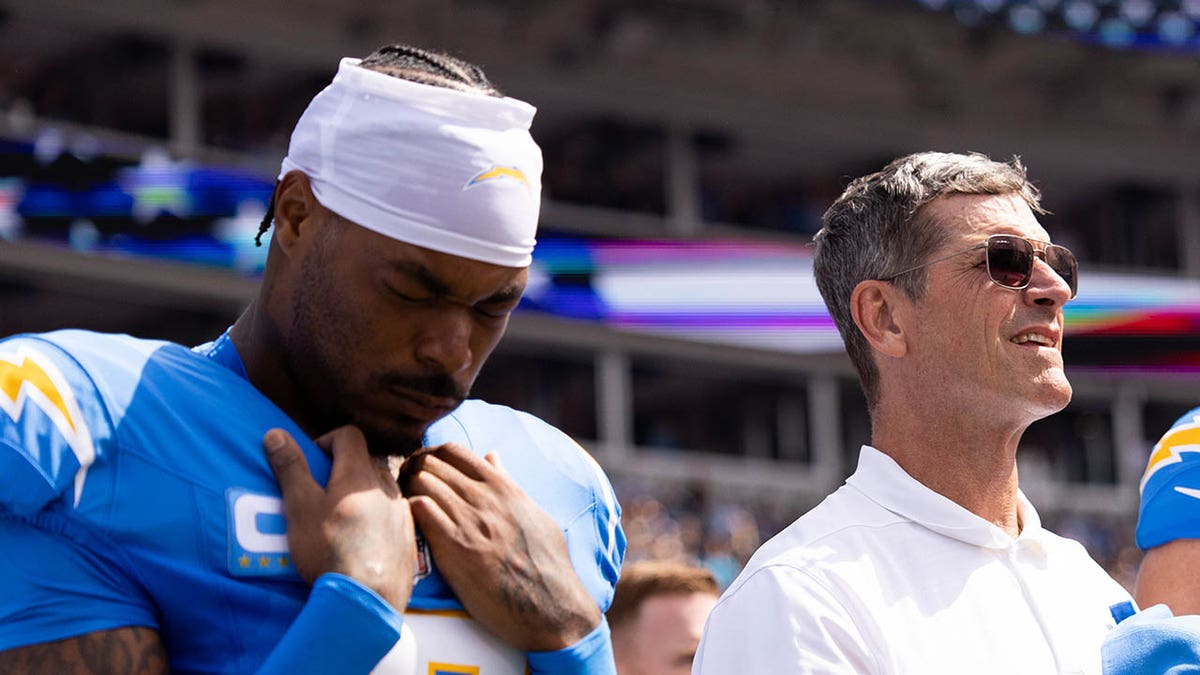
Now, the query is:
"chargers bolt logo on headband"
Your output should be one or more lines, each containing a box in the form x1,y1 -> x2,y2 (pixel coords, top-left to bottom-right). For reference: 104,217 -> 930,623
465,166 -> 530,190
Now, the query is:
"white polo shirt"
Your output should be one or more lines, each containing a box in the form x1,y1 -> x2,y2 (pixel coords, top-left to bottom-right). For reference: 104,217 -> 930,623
693,446 -> 1131,674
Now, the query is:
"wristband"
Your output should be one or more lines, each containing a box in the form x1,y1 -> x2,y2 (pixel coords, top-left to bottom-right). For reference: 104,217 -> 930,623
526,617 -> 616,675
256,573 -> 405,674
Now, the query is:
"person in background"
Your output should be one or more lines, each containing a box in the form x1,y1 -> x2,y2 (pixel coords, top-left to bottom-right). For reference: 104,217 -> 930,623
1133,405 -> 1200,615
607,560 -> 718,675
694,151 -> 1131,673
1095,406 -> 1200,673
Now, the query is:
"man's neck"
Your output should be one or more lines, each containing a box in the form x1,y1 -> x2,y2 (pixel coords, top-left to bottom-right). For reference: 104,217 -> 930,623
229,302 -> 321,439
871,399 -> 1026,538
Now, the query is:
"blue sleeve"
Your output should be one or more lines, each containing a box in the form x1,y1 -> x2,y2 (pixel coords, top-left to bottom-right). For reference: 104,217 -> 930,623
255,573 -> 405,674
0,512 -> 157,651
527,618 -> 616,675
1103,604 -> 1200,674
1137,408 -> 1200,550
0,336 -> 114,515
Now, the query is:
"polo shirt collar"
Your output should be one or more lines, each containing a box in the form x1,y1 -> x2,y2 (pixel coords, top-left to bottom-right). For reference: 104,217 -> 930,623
846,445 -> 1043,550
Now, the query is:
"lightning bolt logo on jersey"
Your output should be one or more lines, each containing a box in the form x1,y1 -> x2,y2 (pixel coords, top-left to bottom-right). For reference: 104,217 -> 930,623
0,345 -> 98,511
1137,407 -> 1200,551
0,329 -> 624,674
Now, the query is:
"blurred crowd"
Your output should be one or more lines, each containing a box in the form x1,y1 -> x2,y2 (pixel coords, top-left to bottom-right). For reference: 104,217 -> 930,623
616,479 -> 1144,594
617,490 -> 766,590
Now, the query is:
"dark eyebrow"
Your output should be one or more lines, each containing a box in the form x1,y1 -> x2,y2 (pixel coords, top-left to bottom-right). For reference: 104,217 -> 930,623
487,282 -> 525,303
391,261 -> 450,295
391,260 -> 524,305
482,282 -> 526,305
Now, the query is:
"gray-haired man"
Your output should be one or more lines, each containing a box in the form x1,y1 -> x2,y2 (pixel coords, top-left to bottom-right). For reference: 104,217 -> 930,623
695,152 -> 1130,674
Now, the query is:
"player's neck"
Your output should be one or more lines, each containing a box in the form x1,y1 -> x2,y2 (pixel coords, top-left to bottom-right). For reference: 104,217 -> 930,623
229,302 -> 323,439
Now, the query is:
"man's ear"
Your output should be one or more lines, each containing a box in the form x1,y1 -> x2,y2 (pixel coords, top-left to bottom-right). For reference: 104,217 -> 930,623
850,280 -> 910,359
271,170 -> 317,258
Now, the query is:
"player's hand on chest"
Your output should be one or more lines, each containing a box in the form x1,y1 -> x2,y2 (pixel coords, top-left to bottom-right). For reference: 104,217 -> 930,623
401,443 -> 602,652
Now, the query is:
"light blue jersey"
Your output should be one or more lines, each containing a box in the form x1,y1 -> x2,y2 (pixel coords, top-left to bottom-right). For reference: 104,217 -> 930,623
1137,406 -> 1200,551
0,329 -> 624,673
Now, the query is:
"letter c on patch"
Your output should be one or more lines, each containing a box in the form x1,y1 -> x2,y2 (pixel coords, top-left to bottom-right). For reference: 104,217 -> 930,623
232,493 -> 289,553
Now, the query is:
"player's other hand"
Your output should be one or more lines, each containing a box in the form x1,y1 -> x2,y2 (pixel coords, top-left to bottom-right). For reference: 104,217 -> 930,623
402,443 -> 602,651
264,426 -> 417,611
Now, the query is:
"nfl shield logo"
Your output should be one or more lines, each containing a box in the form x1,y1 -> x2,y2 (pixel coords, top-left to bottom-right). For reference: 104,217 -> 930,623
415,533 -> 432,581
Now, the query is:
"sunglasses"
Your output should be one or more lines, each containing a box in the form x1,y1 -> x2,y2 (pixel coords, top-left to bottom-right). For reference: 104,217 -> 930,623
881,234 -> 1078,299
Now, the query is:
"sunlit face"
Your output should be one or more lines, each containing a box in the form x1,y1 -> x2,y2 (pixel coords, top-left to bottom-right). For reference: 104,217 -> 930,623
283,213 -> 527,456
613,592 -> 717,675
902,193 -> 1075,424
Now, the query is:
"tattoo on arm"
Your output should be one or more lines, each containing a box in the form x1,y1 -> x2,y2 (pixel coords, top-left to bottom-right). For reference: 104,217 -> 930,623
0,627 -> 168,675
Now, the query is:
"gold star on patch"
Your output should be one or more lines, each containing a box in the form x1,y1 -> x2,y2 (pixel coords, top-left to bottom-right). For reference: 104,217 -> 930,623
238,555 -> 250,568
259,556 -> 270,568
280,556 -> 289,567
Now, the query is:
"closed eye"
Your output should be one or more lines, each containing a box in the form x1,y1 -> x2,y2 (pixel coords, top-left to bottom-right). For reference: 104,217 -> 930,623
475,284 -> 524,319
386,284 -> 434,304
475,300 -> 519,319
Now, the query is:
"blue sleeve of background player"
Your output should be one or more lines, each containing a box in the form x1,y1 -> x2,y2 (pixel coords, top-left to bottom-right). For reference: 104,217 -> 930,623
1136,408 -> 1200,551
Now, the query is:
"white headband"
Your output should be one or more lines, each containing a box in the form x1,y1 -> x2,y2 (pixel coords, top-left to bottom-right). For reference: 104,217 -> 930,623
279,57 -> 542,267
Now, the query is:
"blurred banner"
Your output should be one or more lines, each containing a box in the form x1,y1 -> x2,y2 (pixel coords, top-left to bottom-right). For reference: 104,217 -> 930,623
4,132 -> 1200,370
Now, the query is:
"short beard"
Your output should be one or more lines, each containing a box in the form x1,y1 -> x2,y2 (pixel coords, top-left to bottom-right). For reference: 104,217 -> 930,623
360,427 -> 426,459
361,373 -> 468,458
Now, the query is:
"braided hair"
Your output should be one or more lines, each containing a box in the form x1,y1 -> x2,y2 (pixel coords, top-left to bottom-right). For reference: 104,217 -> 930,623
255,44 -> 504,245
358,44 -> 501,96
